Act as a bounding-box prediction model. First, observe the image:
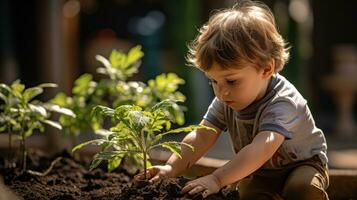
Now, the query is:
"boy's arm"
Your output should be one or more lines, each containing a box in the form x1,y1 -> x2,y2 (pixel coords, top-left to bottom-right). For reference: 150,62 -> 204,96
183,131 -> 284,197
166,119 -> 222,177
212,131 -> 284,186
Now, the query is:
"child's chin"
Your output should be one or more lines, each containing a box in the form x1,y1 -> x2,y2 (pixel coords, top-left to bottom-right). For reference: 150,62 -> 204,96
230,104 -> 245,111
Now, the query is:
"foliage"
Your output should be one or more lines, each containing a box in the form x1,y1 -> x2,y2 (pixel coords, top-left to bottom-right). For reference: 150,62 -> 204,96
52,45 -> 186,139
0,80 -> 75,171
73,100 -> 215,178
51,74 -> 107,137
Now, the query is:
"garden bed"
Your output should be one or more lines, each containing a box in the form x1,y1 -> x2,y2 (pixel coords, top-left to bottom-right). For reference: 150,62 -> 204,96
2,147 -> 357,200
0,149 -> 238,200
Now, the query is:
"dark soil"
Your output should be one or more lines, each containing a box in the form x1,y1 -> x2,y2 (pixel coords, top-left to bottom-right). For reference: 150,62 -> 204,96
0,150 -> 239,200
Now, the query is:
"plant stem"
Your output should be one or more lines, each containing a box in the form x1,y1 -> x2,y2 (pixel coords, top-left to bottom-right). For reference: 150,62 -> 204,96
8,126 -> 12,162
21,135 -> 27,172
143,151 -> 147,179
27,157 -> 62,176
141,130 -> 147,179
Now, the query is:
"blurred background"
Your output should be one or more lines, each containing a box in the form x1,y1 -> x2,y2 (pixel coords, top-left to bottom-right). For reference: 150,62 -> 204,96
1,0 -> 357,168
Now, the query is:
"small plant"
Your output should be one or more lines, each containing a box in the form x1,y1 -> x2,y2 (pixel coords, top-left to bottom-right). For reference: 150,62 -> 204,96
52,46 -> 186,142
0,80 -> 75,172
0,82 -> 19,167
73,99 -> 215,179
51,74 -> 107,140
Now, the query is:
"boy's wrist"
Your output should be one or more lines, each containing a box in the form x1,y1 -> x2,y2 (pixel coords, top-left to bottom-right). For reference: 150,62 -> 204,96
164,163 -> 177,177
211,172 -> 222,189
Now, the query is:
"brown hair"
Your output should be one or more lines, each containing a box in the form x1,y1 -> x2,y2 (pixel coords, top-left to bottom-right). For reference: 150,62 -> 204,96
186,0 -> 289,72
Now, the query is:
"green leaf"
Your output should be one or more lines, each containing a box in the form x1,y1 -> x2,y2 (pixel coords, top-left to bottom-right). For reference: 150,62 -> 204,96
0,83 -> 12,93
157,141 -> 193,159
125,45 -> 144,68
10,80 -> 25,96
114,105 -> 139,126
158,124 -> 216,138
96,55 -> 112,69
21,121 -> 44,138
73,74 -> 96,95
94,129 -> 114,137
92,105 -> 115,118
109,49 -> 124,69
72,139 -> 107,153
127,110 -> 150,133
0,83 -> 12,102
44,103 -> 76,118
23,87 -> 43,102
90,158 -> 103,170
108,155 -> 123,172
161,142 -> 182,158
29,104 -> 47,117
42,120 -> 62,130
37,83 -> 58,88
0,125 -> 7,132
51,92 -> 68,106
151,99 -> 180,112
132,153 -> 152,168
96,54 -> 117,80
0,93 -> 7,103
94,151 -> 120,160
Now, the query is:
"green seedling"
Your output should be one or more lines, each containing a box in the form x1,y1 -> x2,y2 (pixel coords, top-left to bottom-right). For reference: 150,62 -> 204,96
73,99 -> 215,179
0,80 -> 75,172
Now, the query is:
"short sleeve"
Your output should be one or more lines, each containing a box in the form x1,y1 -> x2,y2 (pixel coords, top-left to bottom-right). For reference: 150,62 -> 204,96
203,97 -> 227,130
258,100 -> 300,139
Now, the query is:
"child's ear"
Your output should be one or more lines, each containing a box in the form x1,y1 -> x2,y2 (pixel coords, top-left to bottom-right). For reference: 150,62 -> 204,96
262,59 -> 275,78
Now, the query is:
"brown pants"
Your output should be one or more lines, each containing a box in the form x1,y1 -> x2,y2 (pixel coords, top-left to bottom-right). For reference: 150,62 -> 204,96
237,156 -> 329,200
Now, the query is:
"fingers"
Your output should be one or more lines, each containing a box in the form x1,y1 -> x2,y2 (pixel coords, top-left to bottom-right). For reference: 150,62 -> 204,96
147,167 -> 159,179
188,185 -> 205,195
134,167 -> 159,180
182,182 -> 205,195
182,182 -> 194,193
149,174 -> 161,182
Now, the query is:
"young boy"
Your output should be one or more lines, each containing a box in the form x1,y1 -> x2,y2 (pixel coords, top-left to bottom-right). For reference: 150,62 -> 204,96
141,1 -> 329,199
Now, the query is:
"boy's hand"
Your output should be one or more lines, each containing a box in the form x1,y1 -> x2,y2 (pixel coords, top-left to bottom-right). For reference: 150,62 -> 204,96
134,164 -> 174,182
182,174 -> 221,198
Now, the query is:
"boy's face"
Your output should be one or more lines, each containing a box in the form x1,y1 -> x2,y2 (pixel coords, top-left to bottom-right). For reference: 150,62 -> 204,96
205,62 -> 272,111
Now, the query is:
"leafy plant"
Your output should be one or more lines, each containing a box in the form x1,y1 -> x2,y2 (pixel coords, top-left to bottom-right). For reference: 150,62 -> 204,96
0,80 -> 75,172
112,73 -> 186,124
73,100 -> 215,179
51,74 -> 107,139
52,45 -> 186,142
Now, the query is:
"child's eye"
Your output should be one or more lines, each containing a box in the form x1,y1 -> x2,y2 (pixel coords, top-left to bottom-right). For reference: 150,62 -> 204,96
226,80 -> 236,85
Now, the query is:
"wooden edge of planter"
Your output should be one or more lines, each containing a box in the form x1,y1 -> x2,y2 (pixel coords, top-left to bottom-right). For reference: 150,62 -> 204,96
0,176 -> 22,200
327,169 -> 357,199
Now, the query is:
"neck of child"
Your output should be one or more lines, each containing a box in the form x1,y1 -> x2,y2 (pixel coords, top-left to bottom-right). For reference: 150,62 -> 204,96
255,76 -> 272,102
